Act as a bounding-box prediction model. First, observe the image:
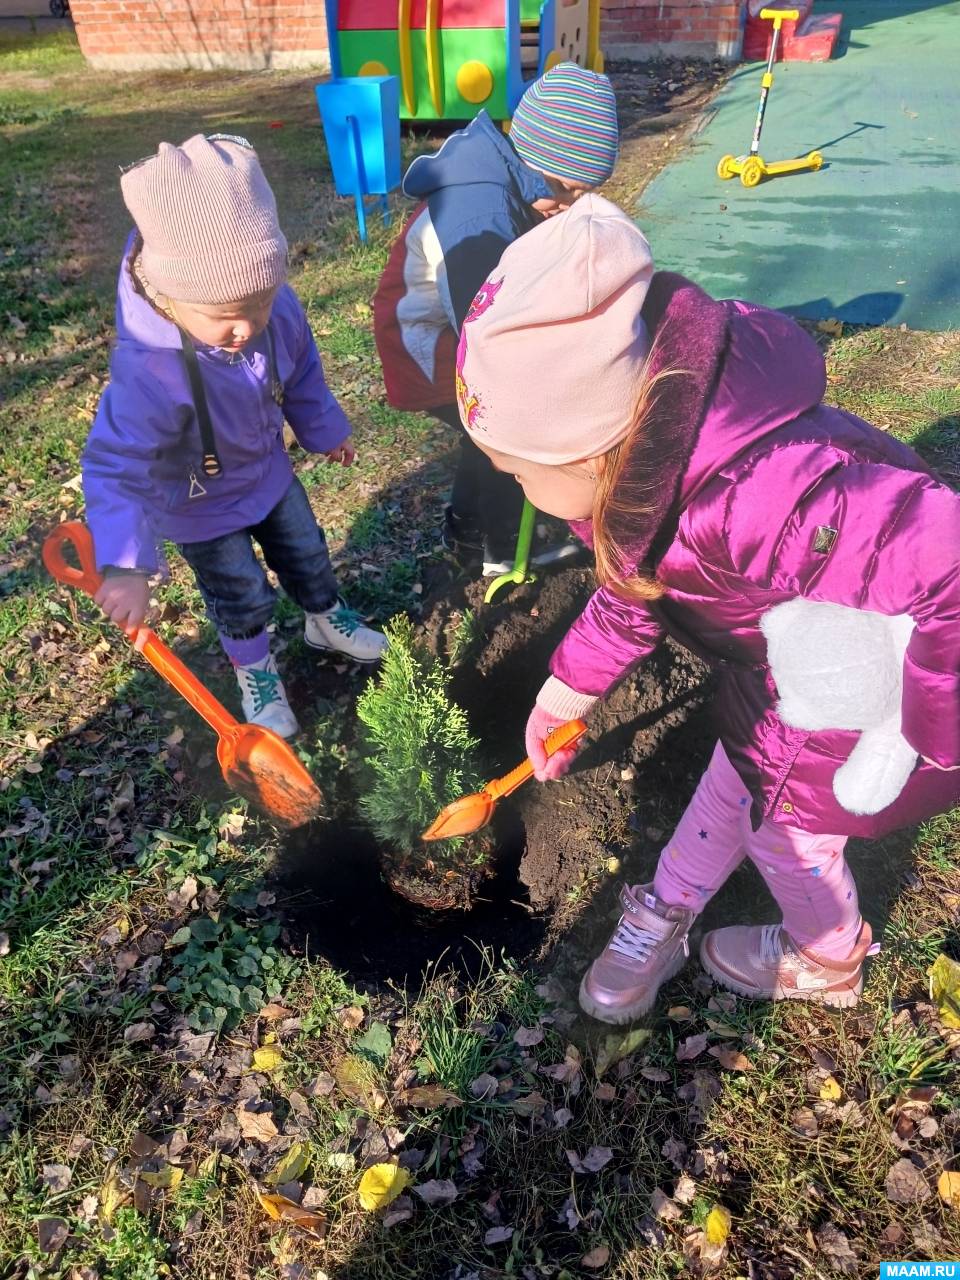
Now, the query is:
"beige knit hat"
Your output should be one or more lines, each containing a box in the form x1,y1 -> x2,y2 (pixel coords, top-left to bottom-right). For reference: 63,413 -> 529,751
120,133 -> 288,305
456,195 -> 653,465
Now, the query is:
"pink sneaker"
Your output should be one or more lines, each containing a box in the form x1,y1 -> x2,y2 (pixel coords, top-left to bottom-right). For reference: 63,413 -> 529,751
699,920 -> 875,1008
579,884 -> 697,1025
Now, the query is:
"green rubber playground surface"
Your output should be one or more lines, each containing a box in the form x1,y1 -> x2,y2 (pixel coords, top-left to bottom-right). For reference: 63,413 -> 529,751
636,0 -> 960,329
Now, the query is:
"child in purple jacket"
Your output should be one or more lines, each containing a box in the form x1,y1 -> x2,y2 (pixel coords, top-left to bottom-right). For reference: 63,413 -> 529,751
456,196 -> 960,1022
82,134 -> 386,740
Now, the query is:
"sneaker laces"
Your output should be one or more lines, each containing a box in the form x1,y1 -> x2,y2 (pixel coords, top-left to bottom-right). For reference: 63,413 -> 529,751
609,915 -> 668,964
759,923 -> 786,966
323,602 -> 365,638
239,665 -> 284,714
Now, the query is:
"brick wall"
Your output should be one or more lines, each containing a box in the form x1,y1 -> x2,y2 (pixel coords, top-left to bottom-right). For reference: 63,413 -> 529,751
71,1 -> 743,74
601,0 -> 744,61
70,0 -> 331,72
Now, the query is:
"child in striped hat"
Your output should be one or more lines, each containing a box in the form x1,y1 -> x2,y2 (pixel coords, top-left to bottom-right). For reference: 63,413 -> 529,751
373,61 -> 619,577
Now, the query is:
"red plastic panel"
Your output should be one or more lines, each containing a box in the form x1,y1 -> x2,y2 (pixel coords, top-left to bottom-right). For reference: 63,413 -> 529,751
337,0 -> 505,30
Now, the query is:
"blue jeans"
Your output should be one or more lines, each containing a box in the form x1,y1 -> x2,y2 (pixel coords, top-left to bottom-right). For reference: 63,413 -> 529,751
179,479 -> 339,640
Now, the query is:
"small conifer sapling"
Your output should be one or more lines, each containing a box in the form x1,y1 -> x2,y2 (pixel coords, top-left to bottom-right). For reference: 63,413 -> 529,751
356,616 -> 490,900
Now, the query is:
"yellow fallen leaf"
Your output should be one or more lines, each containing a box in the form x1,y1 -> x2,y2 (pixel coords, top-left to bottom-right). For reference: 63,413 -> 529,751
705,1204 -> 732,1245
817,318 -> 843,337
265,1142 -> 311,1188
938,1170 -> 960,1211
138,1164 -> 184,1190
255,1187 -> 327,1239
667,1006 -> 693,1021
929,953 -> 960,1029
357,1163 -> 413,1211
99,1167 -> 131,1223
250,1045 -> 284,1073
819,1076 -> 843,1102
197,1152 -> 219,1178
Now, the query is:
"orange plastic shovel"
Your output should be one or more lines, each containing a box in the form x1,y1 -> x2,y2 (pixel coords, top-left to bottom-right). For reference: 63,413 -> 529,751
43,521 -> 323,830
422,719 -> 588,841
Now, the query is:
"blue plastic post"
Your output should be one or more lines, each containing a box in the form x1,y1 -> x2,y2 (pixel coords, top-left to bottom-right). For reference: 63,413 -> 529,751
315,76 -> 401,242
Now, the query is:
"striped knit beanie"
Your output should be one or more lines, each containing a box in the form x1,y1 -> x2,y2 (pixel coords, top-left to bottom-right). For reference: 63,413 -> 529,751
509,62 -> 619,187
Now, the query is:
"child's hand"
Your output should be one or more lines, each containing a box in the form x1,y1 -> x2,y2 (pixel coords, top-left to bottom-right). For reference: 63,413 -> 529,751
324,438 -> 355,466
94,572 -> 151,647
525,704 -> 581,782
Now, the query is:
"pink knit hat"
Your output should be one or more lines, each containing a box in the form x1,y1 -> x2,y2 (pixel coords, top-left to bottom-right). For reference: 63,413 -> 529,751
456,195 -> 653,465
120,133 -> 288,305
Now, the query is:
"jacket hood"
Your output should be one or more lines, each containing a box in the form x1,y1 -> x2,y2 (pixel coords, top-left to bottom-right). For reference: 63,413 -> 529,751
680,299 -> 827,505
402,111 -> 549,205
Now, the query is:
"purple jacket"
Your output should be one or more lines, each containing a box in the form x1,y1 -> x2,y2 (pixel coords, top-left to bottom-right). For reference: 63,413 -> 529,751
551,275 -> 960,838
81,236 -> 350,573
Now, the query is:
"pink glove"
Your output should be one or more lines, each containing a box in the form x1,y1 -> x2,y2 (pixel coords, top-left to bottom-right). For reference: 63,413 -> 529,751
525,677 -> 598,781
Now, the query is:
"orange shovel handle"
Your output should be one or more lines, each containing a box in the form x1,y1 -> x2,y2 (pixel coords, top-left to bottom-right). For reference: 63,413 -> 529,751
43,521 -> 241,741
485,718 -> 588,801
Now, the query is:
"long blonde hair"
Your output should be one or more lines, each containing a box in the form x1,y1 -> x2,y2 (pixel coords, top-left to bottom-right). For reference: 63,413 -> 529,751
591,364 -> 685,603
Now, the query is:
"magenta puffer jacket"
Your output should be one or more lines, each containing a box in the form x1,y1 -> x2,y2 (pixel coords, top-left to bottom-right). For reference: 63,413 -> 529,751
550,275 -> 960,839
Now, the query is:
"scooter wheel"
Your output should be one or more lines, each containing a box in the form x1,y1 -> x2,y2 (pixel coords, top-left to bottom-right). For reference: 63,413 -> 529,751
740,158 -> 764,188
716,154 -> 737,180
807,151 -> 823,170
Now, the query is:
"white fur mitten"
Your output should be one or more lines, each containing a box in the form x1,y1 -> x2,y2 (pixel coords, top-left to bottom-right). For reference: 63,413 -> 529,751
760,599 -> 917,816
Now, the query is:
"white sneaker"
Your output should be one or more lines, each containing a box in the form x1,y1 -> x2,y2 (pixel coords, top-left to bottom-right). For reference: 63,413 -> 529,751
304,598 -> 387,663
235,654 -> 299,740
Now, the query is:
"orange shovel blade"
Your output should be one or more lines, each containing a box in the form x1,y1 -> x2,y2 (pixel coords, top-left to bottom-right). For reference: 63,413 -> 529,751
43,521 -> 323,830
421,789 -> 496,841
422,719 -> 588,842
219,724 -> 324,830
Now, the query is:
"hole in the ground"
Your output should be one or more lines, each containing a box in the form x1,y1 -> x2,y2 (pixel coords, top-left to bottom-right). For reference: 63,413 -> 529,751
274,811 -> 545,988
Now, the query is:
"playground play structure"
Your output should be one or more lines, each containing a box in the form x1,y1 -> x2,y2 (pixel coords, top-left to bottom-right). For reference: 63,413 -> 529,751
323,0 -> 604,123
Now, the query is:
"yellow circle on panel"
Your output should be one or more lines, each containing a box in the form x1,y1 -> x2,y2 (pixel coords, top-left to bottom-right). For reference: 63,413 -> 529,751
544,49 -> 563,71
456,59 -> 494,104
358,60 -> 389,77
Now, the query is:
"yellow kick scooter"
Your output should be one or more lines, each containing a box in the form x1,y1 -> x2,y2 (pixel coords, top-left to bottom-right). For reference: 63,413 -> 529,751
717,8 -> 823,188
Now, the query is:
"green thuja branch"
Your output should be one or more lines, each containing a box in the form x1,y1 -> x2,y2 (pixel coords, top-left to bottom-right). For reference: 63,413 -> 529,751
355,616 -> 486,868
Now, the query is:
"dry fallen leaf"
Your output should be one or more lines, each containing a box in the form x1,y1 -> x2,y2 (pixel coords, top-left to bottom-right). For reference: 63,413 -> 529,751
334,1056 -> 385,1111
929,953 -> 960,1028
705,1204 -> 732,1245
885,1158 -> 931,1205
258,1002 -> 294,1021
567,1146 -> 613,1174
581,1244 -> 610,1269
938,1170 -> 960,1212
514,1026 -> 544,1047
595,1027 -> 650,1077
396,1084 -> 462,1109
469,1074 -> 498,1101
41,1163 -> 72,1193
651,1188 -> 682,1220
99,1167 -> 131,1223
674,1174 -> 697,1205
640,1066 -> 671,1083
819,1075 -> 843,1101
357,1163 -> 413,1211
138,1164 -> 184,1191
817,318 -> 843,337
595,1082 -> 616,1102
236,1106 -> 279,1143
484,1225 -> 516,1245
676,1033 -> 708,1062
791,1107 -> 819,1139
814,1222 -> 858,1276
339,1005 -> 365,1030
413,1178 -> 459,1207
250,1045 -> 284,1073
667,1005 -> 693,1021
708,1045 -> 753,1072
37,1217 -> 69,1254
255,1187 -> 327,1239
265,1142 -> 311,1188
